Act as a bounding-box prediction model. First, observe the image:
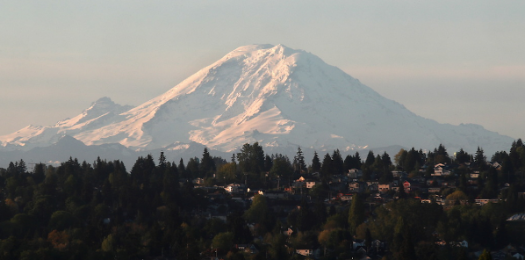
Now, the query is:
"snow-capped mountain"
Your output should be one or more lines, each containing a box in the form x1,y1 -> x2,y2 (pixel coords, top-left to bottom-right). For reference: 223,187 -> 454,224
0,44 -> 514,159
0,97 -> 133,151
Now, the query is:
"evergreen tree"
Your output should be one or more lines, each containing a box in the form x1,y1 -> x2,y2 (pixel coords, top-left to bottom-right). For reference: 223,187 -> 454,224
455,148 -> 471,164
293,147 -> 306,175
365,151 -> 375,167
373,155 -> 384,173
331,149 -> 344,175
434,144 -> 450,164
200,148 -> 216,178
320,153 -> 333,181
17,159 -> 27,174
311,151 -> 321,173
236,142 -> 265,174
381,152 -> 392,168
178,158 -> 186,178
343,155 -> 353,173
263,155 -> 273,172
475,147 -> 487,170
158,151 -> 167,169
33,163 -> 46,184
354,152 -> 362,169
186,158 -> 200,178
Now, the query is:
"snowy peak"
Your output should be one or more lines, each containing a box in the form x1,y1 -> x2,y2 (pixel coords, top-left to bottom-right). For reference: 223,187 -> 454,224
0,44 -> 515,156
55,97 -> 133,128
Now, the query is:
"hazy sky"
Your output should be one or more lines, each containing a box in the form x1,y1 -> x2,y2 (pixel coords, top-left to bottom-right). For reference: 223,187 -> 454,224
1,1 -> 524,139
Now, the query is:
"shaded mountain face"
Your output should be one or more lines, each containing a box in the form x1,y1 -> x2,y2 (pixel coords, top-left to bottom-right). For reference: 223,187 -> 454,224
0,44 -> 514,156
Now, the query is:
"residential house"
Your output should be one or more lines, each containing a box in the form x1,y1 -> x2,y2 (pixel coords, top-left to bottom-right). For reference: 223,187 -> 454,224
295,249 -> 314,257
225,183 -> 246,193
378,184 -> 390,193
433,163 -> 451,176
349,181 -> 367,193
340,193 -> 354,201
347,168 -> 363,178
491,162 -> 502,170
305,180 -> 318,189
475,198 -> 500,206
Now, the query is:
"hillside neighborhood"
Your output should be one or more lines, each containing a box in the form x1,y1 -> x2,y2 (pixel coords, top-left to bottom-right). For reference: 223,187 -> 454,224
189,153 -> 525,260
1,141 -> 525,260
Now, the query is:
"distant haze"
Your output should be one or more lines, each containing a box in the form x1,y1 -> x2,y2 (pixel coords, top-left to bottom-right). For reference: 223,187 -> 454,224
1,1 -> 524,140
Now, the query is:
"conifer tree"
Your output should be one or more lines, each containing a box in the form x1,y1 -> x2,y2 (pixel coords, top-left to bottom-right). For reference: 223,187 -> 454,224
381,151 -> 392,168
332,149 -> 343,175
321,153 -> 332,181
311,151 -> 321,173
354,152 -> 362,169
343,155 -> 353,172
158,151 -> 167,169
365,151 -> 375,167
186,158 -> 200,178
264,155 -> 273,172
178,158 -> 186,178
293,147 -> 306,175
200,148 -> 216,178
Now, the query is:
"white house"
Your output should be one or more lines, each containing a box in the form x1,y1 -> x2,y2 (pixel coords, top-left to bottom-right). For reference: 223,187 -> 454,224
225,183 -> 246,193
296,249 -> 313,257
306,180 -> 318,189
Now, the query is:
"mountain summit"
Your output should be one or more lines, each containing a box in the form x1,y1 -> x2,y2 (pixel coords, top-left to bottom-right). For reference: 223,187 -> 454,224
0,44 -> 514,155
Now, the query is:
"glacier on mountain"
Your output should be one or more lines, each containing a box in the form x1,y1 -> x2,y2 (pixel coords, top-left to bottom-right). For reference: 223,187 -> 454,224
0,44 -> 514,158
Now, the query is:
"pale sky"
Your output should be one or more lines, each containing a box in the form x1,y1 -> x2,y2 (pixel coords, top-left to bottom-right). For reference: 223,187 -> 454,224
1,1 -> 524,139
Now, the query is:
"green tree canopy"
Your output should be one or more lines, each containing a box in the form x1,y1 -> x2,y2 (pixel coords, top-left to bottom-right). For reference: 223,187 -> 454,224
348,193 -> 365,234
243,195 -> 268,224
211,232 -> 234,251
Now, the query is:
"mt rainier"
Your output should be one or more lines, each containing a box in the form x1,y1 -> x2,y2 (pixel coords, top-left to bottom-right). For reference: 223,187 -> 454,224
0,44 -> 514,160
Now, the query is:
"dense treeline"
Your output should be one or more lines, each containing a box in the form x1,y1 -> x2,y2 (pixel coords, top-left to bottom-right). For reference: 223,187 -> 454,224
0,141 -> 524,259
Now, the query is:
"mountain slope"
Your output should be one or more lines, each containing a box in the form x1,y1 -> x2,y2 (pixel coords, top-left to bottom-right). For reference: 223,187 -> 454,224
0,44 -> 514,156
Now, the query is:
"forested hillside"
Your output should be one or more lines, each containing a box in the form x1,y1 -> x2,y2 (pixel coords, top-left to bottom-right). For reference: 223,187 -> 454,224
1,141 -> 525,259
